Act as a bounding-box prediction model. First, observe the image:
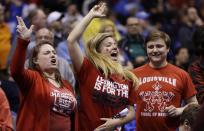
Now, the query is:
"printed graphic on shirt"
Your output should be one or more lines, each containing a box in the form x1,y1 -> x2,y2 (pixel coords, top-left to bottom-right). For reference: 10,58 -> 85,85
139,77 -> 176,117
139,76 -> 177,87
51,89 -> 76,116
92,76 -> 129,107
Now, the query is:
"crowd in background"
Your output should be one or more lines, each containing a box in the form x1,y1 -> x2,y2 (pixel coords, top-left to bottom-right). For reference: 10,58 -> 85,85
0,0 -> 204,130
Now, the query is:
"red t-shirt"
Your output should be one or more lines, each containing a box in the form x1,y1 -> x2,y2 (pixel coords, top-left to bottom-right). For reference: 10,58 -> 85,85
77,58 -> 136,131
132,63 -> 197,131
49,83 -> 77,131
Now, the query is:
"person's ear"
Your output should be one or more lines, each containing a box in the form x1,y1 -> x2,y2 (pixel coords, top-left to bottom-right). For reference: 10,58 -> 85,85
184,119 -> 191,131
33,58 -> 38,64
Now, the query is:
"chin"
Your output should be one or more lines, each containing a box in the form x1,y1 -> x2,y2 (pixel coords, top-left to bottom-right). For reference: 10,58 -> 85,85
111,58 -> 118,62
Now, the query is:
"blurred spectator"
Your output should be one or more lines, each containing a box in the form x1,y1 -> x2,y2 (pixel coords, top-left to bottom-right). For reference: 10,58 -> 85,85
7,0 -> 27,35
0,86 -> 13,131
136,11 -> 152,38
26,8 -> 47,57
62,3 -> 83,24
173,47 -> 190,71
82,18 -> 121,43
179,104 -> 200,131
27,8 -> 47,32
119,17 -> 146,68
178,7 -> 203,57
47,11 -> 64,47
107,10 -> 127,37
0,4 -> 11,80
188,26 -> 204,104
25,28 -> 76,88
57,19 -> 85,65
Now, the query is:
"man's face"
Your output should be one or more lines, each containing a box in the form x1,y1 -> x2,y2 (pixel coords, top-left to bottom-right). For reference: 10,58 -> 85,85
175,48 -> 189,64
35,29 -> 54,45
126,17 -> 141,35
32,10 -> 46,30
187,8 -> 198,22
146,39 -> 169,67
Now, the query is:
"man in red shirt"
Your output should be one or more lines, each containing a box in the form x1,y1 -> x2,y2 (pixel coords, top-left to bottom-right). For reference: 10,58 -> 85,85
133,31 -> 198,131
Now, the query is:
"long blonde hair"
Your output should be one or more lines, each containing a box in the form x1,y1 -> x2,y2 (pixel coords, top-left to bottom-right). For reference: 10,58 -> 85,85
85,32 -> 139,88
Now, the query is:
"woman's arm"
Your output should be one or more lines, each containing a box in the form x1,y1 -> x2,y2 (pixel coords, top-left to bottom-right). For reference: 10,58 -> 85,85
10,16 -> 34,93
94,105 -> 135,131
67,3 -> 107,72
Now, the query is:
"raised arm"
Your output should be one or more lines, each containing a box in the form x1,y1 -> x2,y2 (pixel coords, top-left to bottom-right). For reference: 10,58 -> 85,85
67,3 -> 107,72
10,16 -> 34,92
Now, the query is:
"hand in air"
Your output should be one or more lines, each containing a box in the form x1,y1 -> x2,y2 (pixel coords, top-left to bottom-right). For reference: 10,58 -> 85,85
16,16 -> 34,40
90,2 -> 107,18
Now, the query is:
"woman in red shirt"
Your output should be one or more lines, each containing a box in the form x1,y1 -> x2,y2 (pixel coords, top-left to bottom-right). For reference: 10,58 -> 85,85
10,16 -> 78,131
67,2 -> 138,131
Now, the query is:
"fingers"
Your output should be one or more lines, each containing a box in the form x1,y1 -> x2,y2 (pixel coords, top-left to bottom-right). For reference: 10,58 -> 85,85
100,118 -> 109,121
19,16 -> 26,27
29,25 -> 35,32
16,16 -> 26,27
94,123 -> 107,131
165,105 -> 177,117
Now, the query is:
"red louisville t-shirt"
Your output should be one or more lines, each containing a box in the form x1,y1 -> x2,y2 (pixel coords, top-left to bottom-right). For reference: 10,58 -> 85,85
77,58 -> 136,131
132,63 -> 197,131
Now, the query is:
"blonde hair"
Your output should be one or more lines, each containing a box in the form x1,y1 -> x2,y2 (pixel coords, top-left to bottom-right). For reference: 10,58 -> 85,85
85,32 -> 139,88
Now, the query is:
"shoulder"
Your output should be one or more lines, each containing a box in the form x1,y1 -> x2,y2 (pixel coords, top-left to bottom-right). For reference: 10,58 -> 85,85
132,64 -> 148,73
168,63 -> 190,78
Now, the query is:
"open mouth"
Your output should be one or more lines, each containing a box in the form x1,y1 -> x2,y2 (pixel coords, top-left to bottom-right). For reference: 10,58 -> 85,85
111,52 -> 118,57
51,59 -> 57,64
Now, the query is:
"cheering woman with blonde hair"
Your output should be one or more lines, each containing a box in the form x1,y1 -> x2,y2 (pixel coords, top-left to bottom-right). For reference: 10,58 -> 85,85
67,2 -> 138,131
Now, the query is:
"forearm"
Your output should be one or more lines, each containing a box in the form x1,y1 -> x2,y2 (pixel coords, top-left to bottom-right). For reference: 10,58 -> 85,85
67,12 -> 94,43
115,106 -> 135,126
177,96 -> 198,116
10,38 -> 29,77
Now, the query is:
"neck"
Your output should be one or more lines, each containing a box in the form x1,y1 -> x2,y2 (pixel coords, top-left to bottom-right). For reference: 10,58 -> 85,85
43,72 -> 55,80
149,61 -> 168,68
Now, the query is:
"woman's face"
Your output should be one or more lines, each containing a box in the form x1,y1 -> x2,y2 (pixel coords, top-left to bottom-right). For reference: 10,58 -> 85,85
34,44 -> 58,73
98,37 -> 119,61
146,39 -> 169,67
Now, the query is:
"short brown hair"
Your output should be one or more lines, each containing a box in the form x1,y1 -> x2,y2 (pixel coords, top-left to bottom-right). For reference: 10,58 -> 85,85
145,31 -> 171,48
180,104 -> 200,127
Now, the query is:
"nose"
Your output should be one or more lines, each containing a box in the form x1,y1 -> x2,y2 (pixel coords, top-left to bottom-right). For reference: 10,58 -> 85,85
112,43 -> 118,49
152,46 -> 158,52
50,52 -> 56,58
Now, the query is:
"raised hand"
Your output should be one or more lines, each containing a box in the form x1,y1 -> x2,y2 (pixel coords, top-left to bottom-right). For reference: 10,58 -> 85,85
16,16 -> 34,40
89,2 -> 107,18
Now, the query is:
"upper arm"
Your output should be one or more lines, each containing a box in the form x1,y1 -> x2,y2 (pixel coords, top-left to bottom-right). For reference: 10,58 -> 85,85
67,40 -> 84,72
